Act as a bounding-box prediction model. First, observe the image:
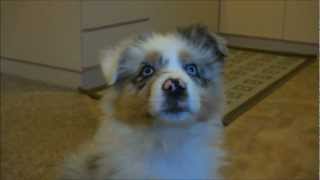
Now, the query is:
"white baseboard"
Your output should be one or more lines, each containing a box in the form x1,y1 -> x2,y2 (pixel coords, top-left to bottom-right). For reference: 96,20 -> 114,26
220,33 -> 318,56
1,57 -> 81,89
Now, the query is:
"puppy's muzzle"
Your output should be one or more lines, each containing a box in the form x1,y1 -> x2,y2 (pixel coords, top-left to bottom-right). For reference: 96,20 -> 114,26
162,78 -> 187,99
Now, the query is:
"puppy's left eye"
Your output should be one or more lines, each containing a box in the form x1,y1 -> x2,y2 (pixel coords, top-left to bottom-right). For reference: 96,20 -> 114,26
141,65 -> 155,77
184,64 -> 198,76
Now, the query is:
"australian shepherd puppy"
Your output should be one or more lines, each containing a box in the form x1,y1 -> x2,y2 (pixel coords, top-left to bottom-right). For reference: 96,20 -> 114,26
61,24 -> 228,179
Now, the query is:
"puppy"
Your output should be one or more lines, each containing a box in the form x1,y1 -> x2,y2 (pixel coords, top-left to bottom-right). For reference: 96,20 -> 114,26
61,24 -> 228,179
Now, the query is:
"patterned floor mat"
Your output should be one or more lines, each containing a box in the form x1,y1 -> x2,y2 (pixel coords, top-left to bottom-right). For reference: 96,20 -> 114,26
223,49 -> 307,124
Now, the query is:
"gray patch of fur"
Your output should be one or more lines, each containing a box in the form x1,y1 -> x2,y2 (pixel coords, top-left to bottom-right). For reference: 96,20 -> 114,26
177,24 -> 228,61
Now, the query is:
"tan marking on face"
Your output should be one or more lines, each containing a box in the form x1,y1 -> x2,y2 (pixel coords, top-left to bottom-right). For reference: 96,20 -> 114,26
113,82 -> 154,127
179,49 -> 192,63
145,51 -> 161,65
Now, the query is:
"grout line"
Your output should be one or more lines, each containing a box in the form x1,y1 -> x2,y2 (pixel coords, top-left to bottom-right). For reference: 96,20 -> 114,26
221,32 -> 318,46
82,18 -> 150,33
217,0 -> 222,33
0,56 -> 82,74
281,0 -> 287,40
80,0 -> 84,76
228,46 -> 316,58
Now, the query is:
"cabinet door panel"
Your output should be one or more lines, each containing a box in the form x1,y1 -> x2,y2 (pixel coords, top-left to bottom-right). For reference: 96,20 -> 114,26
82,1 -> 150,29
283,0 -> 318,43
148,1 -> 219,33
82,0 -> 219,33
0,1 -> 81,70
220,0 -> 285,39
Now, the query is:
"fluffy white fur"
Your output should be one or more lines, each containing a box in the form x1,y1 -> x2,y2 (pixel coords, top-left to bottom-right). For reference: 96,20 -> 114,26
62,91 -> 224,179
95,111 -> 224,179
61,26 -> 227,180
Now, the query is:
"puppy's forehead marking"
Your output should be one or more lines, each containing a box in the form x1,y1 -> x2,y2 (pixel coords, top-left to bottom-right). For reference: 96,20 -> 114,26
145,51 -> 161,64
144,50 -> 168,69
179,49 -> 192,64
179,49 -> 191,60
141,34 -> 192,71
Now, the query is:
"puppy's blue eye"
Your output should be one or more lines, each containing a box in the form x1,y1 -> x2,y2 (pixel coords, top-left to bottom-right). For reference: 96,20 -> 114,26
141,65 -> 154,77
184,64 -> 198,76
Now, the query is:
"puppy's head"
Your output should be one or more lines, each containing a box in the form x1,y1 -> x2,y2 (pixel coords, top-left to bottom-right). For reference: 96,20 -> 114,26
101,24 -> 227,127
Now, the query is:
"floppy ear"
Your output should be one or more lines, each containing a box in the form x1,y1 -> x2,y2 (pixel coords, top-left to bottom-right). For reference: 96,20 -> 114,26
211,33 -> 228,58
100,46 -> 122,86
100,33 -> 153,86
177,24 -> 228,60
100,39 -> 133,86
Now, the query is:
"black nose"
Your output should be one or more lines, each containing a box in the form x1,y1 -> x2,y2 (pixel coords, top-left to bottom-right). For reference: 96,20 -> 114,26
162,78 -> 186,97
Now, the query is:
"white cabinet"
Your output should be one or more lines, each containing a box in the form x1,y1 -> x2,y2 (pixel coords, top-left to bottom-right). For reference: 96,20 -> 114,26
147,1 -> 219,32
81,1 -> 150,30
82,1 -> 219,33
1,1 -> 220,89
1,1 -> 81,71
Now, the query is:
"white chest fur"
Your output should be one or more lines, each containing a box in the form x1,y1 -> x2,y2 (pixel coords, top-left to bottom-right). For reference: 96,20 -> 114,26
94,120 -> 224,179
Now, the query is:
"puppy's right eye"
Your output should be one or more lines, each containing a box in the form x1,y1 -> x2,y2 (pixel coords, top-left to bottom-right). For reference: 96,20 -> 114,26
184,64 -> 199,77
141,65 -> 155,77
